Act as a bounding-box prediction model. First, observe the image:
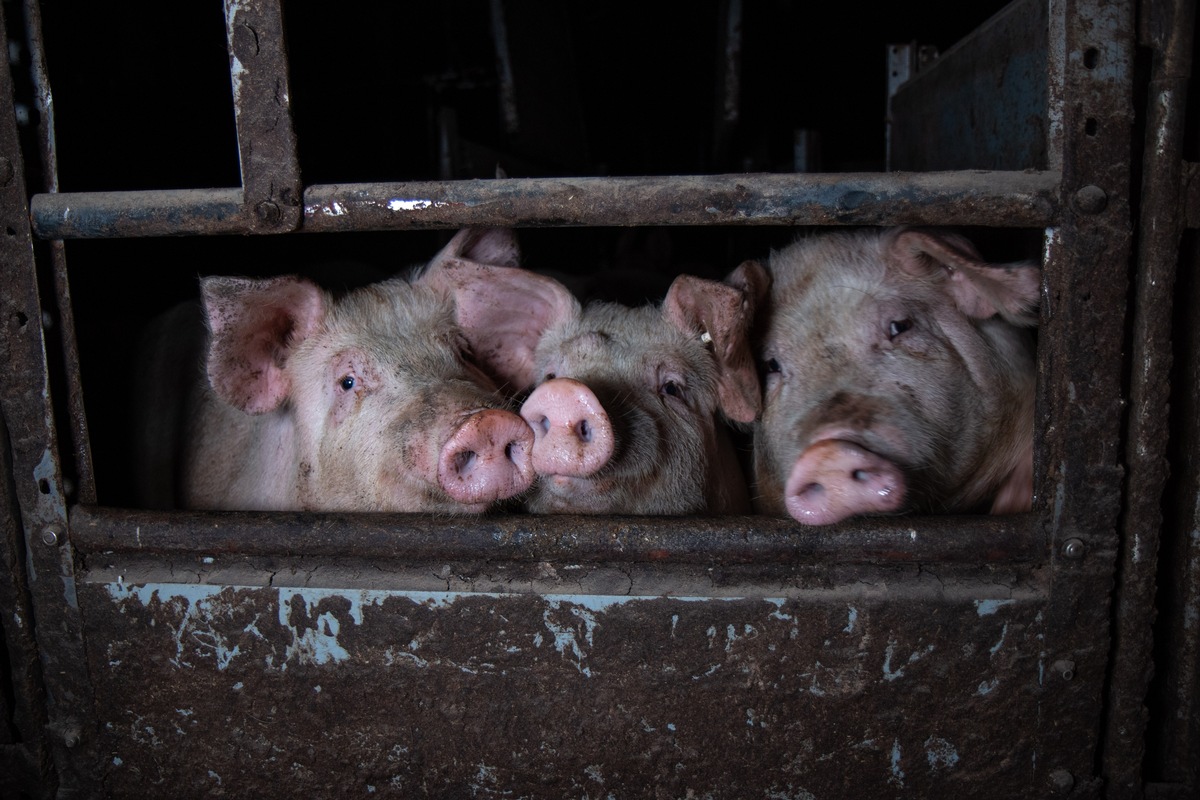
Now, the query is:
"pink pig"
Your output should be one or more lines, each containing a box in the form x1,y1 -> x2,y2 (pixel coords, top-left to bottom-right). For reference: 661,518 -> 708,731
747,227 -> 1038,525
138,228 -> 537,513
428,253 -> 766,515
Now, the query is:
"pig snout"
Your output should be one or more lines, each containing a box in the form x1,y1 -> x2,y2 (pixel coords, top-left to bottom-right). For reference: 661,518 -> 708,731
784,439 -> 906,525
519,378 -> 615,477
437,410 -> 536,505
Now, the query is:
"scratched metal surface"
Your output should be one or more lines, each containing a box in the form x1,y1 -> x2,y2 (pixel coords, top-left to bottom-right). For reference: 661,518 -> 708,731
78,574 -> 1058,798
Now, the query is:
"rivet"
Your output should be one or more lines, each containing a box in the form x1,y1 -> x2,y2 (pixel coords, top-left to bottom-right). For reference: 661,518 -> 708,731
255,200 -> 281,224
41,527 -> 61,547
1051,659 -> 1076,681
62,724 -> 81,748
1049,768 -> 1074,792
1061,538 -> 1085,560
1073,185 -> 1108,214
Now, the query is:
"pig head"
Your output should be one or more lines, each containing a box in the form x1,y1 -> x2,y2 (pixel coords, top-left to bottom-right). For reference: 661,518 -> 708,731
750,227 -> 1038,525
428,258 -> 766,515
177,228 -> 536,513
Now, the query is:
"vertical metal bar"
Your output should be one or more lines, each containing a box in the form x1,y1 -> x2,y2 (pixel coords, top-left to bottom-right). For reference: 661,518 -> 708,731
224,0 -> 302,233
1034,0 -> 1136,794
21,0 -> 94,506
1104,0 -> 1195,794
0,3 -> 101,795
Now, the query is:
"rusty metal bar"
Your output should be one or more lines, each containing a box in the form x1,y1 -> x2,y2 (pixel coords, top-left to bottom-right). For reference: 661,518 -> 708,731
0,412 -> 52,799
0,3 -> 102,795
69,506 -> 1044,566
1104,0 -> 1196,793
22,0 -> 94,505
224,0 -> 302,233
1033,0 -> 1136,794
29,170 -> 1062,239
30,187 -> 245,238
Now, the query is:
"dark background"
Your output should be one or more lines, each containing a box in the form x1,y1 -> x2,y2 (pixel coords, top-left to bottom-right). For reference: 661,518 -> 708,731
22,0 -> 1014,505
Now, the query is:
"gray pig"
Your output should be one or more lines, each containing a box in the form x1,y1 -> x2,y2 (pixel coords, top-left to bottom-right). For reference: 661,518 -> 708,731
134,228 -> 536,513
747,227 -> 1038,525
430,257 -> 766,515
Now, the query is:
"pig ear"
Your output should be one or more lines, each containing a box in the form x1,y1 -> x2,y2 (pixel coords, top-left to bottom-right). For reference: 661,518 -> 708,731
664,268 -> 765,424
202,275 -> 326,414
422,261 -> 577,391
889,229 -> 1040,326
424,227 -> 522,273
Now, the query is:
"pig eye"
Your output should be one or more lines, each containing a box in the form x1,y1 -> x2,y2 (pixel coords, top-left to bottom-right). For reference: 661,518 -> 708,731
544,372 -> 557,382
763,358 -> 782,374
660,379 -> 687,402
338,375 -> 356,392
888,319 -> 913,340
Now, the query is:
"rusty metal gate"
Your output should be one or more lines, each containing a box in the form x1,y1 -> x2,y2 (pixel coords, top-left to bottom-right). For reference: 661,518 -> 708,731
0,0 -> 1196,797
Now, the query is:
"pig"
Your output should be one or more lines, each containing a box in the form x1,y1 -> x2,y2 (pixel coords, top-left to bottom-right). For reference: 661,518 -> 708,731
134,228 -> 537,513
427,256 -> 766,515
747,227 -> 1038,525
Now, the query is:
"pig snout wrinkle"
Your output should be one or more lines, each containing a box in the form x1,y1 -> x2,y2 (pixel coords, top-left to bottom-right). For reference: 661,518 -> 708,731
437,409 -> 536,505
784,439 -> 906,525
519,377 -> 615,478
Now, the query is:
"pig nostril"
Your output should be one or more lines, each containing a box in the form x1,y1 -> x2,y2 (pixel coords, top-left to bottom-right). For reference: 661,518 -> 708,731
454,450 -> 477,474
577,419 -> 592,443
534,415 -> 549,435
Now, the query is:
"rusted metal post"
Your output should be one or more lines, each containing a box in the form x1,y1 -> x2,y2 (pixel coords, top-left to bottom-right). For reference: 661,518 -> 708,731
224,0 -> 302,233
1034,0 -> 1136,794
1103,0 -> 1195,795
0,2 -> 101,795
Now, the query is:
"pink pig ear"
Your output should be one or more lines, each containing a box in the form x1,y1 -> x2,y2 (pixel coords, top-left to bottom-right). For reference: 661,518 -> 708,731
202,275 -> 326,414
420,246 -> 576,390
664,263 -> 767,424
425,227 -> 522,273
888,229 -> 1040,326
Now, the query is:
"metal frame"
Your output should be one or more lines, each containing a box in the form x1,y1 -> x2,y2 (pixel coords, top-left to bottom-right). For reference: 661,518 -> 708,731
0,0 -> 1192,796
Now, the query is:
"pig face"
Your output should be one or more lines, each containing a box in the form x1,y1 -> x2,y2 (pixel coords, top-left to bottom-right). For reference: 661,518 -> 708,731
430,260 -> 766,515
184,228 -> 535,513
751,227 -> 1038,525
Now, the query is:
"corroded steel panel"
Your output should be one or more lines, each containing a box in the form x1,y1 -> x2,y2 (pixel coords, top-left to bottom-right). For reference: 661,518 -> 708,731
889,0 -> 1050,171
81,579 -> 1068,798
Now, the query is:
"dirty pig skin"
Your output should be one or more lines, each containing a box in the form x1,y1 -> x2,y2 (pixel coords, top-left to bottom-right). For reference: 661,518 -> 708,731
746,227 -> 1038,525
134,228 -> 536,513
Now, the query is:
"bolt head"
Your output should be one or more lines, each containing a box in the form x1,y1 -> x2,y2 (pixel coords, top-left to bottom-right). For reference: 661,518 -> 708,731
1050,768 -> 1074,792
1061,538 -> 1085,560
1073,185 -> 1108,214
41,528 -> 60,546
255,200 -> 282,224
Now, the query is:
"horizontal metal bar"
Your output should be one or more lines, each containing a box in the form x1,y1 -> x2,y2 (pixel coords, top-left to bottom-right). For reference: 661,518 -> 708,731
30,171 -> 1061,239
31,187 -> 246,238
70,505 -> 1044,565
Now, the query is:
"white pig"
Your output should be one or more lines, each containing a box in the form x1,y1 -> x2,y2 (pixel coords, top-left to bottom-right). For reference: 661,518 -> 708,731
135,228 -> 537,513
423,257 -> 767,515
747,227 -> 1038,525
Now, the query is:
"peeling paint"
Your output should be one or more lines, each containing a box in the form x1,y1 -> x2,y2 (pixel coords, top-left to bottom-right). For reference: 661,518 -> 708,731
882,640 -> 935,681
924,736 -> 960,770
889,739 -> 905,787
975,599 -> 1015,616
978,678 -> 1000,696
